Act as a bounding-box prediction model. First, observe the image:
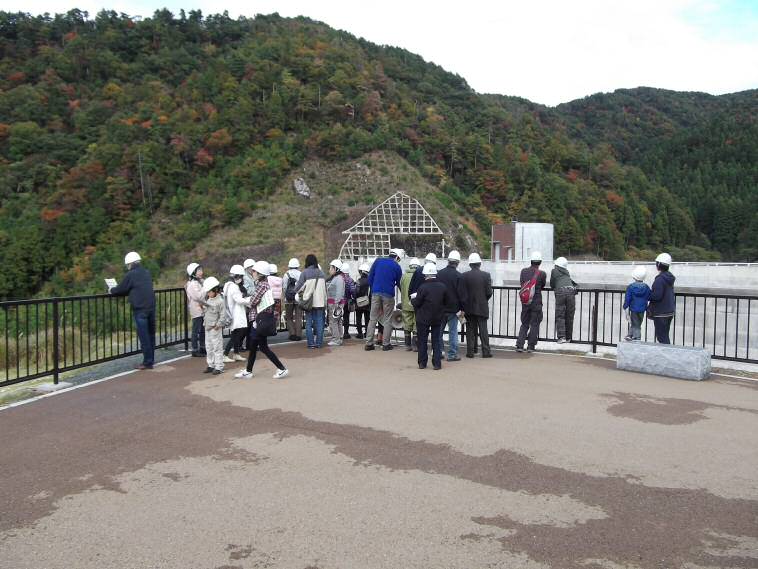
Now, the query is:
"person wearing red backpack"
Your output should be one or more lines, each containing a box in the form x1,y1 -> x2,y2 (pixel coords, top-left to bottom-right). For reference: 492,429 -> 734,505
516,251 -> 547,353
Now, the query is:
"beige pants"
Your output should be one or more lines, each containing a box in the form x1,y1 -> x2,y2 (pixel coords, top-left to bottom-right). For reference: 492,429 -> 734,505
205,327 -> 224,370
328,304 -> 343,342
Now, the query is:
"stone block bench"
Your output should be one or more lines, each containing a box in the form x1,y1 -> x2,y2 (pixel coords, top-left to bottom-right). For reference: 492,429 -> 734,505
616,342 -> 711,381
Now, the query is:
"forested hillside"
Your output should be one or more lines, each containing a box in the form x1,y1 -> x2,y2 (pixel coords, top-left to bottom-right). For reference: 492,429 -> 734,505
0,10 -> 754,300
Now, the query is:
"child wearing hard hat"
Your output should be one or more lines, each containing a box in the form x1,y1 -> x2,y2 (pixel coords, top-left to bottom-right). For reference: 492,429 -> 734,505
326,259 -> 346,346
201,277 -> 226,375
623,266 -> 651,341
185,262 -> 206,357
283,258 -> 303,341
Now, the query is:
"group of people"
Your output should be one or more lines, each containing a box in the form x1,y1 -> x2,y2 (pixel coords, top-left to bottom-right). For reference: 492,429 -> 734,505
108,247 -> 677,375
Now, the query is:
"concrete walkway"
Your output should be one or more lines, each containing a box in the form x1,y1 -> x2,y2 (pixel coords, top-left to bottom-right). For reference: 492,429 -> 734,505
1,341 -> 757,569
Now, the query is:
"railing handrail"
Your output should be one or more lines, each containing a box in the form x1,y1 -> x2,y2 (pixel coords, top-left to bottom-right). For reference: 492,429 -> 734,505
489,285 -> 758,301
0,287 -> 185,308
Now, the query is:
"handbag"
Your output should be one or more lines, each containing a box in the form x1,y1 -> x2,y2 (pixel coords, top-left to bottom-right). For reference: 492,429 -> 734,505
356,295 -> 370,308
255,310 -> 277,337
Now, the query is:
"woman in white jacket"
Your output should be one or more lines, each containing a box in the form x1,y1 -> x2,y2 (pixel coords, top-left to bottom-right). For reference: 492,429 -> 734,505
222,264 -> 249,362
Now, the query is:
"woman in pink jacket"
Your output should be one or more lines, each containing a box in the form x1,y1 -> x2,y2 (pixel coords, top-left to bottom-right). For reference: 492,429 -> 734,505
268,263 -> 284,330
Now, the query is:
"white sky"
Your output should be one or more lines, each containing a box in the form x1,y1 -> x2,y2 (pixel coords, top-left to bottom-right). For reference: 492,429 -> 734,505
9,0 -> 758,106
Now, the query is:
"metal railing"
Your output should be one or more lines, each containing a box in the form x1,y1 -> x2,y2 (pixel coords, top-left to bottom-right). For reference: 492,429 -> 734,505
1,289 -> 188,387
483,286 -> 757,363
2,286 -> 756,388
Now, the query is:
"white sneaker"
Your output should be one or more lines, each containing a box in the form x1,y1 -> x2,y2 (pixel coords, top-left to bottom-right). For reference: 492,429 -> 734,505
233,353 -> 246,362
223,355 -> 234,363
234,370 -> 253,379
327,340 -> 342,346
273,369 -> 289,379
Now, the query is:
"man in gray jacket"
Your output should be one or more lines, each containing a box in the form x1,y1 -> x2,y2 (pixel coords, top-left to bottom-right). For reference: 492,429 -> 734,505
549,257 -> 577,343
461,253 -> 493,358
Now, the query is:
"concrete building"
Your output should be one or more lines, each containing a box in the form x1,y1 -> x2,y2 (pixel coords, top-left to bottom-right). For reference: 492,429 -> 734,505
491,222 -> 554,262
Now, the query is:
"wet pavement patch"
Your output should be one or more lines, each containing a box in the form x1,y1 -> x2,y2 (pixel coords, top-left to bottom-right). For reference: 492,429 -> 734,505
603,391 -> 758,425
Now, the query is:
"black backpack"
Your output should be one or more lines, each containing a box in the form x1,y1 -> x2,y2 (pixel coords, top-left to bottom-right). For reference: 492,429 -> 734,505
285,275 -> 297,302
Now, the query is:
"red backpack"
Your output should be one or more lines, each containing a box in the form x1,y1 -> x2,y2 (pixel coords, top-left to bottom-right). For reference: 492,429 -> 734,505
519,269 -> 541,305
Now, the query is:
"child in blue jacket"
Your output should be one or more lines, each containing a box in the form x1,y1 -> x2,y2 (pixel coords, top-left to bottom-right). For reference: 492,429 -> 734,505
623,266 -> 651,341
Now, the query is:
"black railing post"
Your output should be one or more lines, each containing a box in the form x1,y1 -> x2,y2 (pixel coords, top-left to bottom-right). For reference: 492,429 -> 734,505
52,298 -> 60,385
182,288 -> 189,351
591,290 -> 599,354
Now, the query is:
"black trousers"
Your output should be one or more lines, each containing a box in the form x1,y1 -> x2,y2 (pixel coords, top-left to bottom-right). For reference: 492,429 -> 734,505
653,316 -> 673,344
356,309 -> 370,336
342,304 -> 352,338
465,315 -> 490,356
517,304 -> 543,349
224,327 -> 246,355
554,289 -> 576,340
246,327 -> 285,373
417,322 -> 443,368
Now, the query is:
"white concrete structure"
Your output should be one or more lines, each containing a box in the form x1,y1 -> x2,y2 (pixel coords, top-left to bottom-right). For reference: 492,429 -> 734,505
491,222 -> 554,262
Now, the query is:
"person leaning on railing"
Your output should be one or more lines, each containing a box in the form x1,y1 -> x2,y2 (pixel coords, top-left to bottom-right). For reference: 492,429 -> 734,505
108,251 -> 156,370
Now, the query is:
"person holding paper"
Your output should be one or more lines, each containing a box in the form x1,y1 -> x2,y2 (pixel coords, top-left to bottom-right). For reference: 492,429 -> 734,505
109,251 -> 156,370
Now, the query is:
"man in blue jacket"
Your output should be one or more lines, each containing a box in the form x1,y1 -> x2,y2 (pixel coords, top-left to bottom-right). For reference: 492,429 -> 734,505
365,249 -> 403,351
109,251 -> 156,369
648,252 -> 676,344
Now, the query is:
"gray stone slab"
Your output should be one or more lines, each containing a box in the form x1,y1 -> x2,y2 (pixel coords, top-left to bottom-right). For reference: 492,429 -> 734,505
617,342 -> 711,381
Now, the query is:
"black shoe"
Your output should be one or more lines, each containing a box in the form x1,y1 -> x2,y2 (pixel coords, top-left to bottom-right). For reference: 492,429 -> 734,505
365,344 -> 375,351
191,351 -> 203,357
418,364 -> 427,369
527,347 -> 535,353
465,353 -> 474,358
288,335 -> 296,341
356,333 -> 364,339
515,347 -> 524,353
482,353 -> 493,359
212,369 -> 223,375
203,366 -> 213,374
137,364 -> 153,370
382,344 -> 394,351
343,333 -> 351,340
447,356 -> 461,362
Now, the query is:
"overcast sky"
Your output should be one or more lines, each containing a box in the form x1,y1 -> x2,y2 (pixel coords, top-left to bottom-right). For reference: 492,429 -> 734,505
7,0 -> 758,106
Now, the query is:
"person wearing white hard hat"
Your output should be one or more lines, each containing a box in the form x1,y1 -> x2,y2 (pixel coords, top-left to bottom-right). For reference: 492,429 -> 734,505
222,264 -> 249,363
293,254 -> 328,349
326,259 -> 346,346
516,251 -> 547,353
283,258 -> 303,341
364,249 -> 403,351
408,252 -> 437,298
110,252 -> 156,370
340,262 -> 357,340
399,258 -> 421,351
462,253 -> 493,358
185,262 -> 207,357
241,258 -> 256,298
437,250 -> 467,361
235,261 -> 289,379
354,263 -> 371,339
649,253 -> 676,344
200,276 -> 226,375
549,256 -> 578,344
411,263 -> 450,370
623,266 -> 651,341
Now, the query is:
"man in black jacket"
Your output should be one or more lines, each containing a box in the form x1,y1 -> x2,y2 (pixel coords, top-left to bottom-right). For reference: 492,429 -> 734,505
109,251 -> 156,370
462,253 -> 493,358
437,250 -> 467,361
516,251 -> 547,353
411,264 -> 450,370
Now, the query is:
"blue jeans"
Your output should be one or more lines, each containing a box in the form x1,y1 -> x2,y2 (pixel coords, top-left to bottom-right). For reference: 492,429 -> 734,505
445,313 -> 459,359
306,308 -> 325,348
191,316 -> 205,353
134,309 -> 156,366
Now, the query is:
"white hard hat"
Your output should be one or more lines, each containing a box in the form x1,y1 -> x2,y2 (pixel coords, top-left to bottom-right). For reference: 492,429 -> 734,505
124,251 -> 141,265
186,262 -> 200,276
554,257 -> 568,269
530,251 -> 543,262
329,259 -> 343,270
252,260 -> 270,276
447,250 -> 461,262
409,257 -> 421,268
425,253 -> 437,263
288,258 -> 300,269
341,262 -> 350,274
268,263 -> 278,274
359,263 -> 370,273
655,252 -> 672,266
422,263 -> 437,276
389,248 -> 404,259
202,276 -> 220,293
632,266 -> 647,281
229,264 -> 245,276
243,258 -> 255,269
468,252 -> 482,264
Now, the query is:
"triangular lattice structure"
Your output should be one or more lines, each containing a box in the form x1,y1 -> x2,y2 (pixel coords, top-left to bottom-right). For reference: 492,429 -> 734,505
340,192 -> 443,259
